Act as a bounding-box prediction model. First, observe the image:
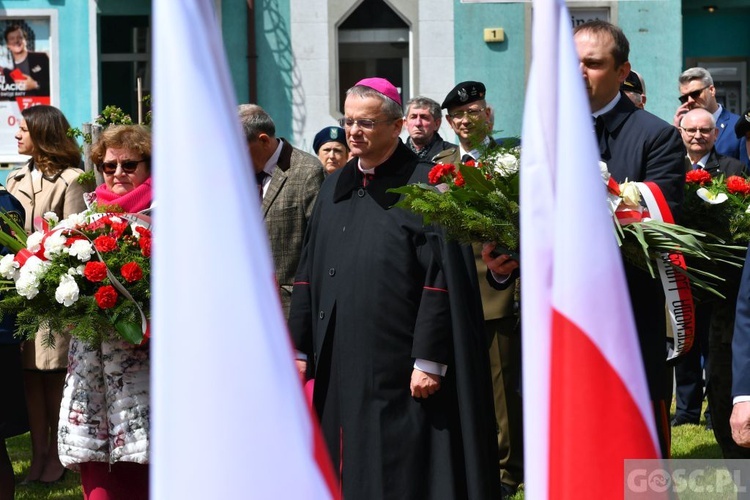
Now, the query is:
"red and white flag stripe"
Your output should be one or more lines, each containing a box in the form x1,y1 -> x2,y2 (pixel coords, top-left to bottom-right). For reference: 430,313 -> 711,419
521,1 -> 661,498
151,1 -> 337,498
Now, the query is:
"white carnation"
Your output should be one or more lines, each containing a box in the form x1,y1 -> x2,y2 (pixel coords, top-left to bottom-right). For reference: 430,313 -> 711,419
43,231 -> 67,259
68,239 -> 95,262
59,212 -> 88,229
55,274 -> 80,307
26,232 -> 44,253
16,257 -> 46,299
0,254 -> 19,280
43,212 -> 59,224
109,216 -> 123,224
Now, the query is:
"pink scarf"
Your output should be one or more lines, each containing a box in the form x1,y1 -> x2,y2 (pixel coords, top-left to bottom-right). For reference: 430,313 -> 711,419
94,177 -> 153,213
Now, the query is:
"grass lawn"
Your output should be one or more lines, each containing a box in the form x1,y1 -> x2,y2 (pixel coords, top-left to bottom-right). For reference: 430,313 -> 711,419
6,400 -> 721,499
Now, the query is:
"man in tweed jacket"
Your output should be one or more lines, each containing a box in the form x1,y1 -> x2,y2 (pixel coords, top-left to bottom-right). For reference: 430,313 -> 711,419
239,104 -> 324,318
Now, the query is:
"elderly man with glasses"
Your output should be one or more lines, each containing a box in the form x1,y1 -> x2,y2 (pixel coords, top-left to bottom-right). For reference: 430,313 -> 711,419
673,67 -> 749,167
289,77 -> 498,500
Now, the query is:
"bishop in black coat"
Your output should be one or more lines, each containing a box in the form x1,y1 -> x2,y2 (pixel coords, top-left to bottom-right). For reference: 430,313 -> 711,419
288,140 -> 498,500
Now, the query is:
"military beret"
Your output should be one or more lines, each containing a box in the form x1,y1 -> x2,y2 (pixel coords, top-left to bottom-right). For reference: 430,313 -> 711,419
441,81 -> 486,109
621,70 -> 644,95
736,107 -> 750,139
313,126 -> 347,154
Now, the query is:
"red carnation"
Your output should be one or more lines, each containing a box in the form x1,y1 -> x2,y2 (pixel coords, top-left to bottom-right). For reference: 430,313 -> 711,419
685,169 -> 712,186
139,237 -> 151,257
428,164 -> 456,185
83,261 -> 108,282
93,235 -> 118,253
121,262 -> 143,283
454,171 -> 465,188
110,220 -> 128,237
726,176 -> 750,196
94,285 -> 118,309
135,226 -> 151,238
463,158 -> 476,167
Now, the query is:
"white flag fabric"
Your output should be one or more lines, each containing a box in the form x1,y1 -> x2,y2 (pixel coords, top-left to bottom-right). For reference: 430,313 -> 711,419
521,1 -> 661,498
151,1 -> 335,498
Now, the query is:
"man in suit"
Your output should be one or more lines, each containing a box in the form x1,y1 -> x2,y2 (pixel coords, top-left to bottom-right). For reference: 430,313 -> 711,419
435,81 -> 524,497
673,67 -> 749,167
573,20 -> 685,456
673,108 -> 746,431
238,104 -> 324,318
404,96 -> 456,162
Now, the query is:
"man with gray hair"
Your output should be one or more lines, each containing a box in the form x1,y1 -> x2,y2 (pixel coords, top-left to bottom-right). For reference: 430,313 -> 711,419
673,67 -> 748,166
404,96 -> 456,161
238,104 -> 324,318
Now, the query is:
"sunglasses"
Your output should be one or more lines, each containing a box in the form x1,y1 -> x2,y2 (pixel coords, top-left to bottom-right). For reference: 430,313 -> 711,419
678,85 -> 710,104
338,117 -> 394,130
97,159 -> 145,175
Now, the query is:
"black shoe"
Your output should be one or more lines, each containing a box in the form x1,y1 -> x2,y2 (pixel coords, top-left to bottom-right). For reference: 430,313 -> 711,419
671,416 -> 699,427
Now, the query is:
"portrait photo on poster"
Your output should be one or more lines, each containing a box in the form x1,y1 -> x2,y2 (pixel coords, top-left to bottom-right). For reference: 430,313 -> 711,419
0,14 -> 55,163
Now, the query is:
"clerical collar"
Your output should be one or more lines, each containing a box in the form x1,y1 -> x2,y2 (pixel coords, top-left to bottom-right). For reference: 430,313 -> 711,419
592,92 -> 621,118
460,135 -> 491,161
358,161 -> 377,176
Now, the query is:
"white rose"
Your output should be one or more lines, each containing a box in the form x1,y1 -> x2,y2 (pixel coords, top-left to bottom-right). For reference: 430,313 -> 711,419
55,274 -> 80,307
0,254 -> 19,280
26,232 -> 44,253
68,239 -> 95,262
43,231 -> 67,259
493,153 -> 519,176
620,182 -> 641,207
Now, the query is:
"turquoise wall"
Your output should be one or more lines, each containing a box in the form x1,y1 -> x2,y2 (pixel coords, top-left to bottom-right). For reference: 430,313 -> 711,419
254,0 -> 294,139
618,0 -> 683,123
453,1 -> 526,139
683,10 -> 750,59
222,0 -> 249,105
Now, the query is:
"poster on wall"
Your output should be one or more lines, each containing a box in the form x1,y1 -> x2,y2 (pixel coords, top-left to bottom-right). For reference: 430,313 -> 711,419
0,14 -> 56,163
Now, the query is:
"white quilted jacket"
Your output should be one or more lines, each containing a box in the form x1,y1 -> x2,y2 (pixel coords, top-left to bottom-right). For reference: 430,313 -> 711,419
58,337 -> 150,470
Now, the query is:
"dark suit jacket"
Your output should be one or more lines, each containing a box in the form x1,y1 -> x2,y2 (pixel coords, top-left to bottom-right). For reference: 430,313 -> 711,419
262,139 -> 324,318
691,148 -> 746,178
598,94 -> 686,415
732,245 -> 750,397
715,107 -> 749,167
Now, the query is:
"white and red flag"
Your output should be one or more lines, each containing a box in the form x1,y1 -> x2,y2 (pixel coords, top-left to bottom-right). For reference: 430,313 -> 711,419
151,1 -> 337,498
520,0 -> 661,498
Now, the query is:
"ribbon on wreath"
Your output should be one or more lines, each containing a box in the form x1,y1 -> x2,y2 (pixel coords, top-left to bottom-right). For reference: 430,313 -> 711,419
634,182 -> 695,362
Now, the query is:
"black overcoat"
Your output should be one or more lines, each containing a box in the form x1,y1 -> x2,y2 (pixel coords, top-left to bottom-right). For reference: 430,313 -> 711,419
288,141 -> 498,500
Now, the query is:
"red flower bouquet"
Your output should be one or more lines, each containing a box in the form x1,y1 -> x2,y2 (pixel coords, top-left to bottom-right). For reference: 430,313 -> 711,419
0,208 -> 151,346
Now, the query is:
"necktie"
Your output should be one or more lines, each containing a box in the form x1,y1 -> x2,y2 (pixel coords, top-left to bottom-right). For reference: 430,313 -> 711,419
692,163 -> 701,170
461,154 -> 474,164
256,171 -> 268,199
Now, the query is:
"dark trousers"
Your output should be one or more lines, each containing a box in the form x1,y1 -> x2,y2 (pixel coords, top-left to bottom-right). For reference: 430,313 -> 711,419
674,302 -> 712,423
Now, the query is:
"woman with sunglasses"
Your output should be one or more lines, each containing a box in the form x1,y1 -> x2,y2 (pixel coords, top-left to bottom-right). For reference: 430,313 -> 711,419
6,104 -> 90,485
57,125 -> 152,500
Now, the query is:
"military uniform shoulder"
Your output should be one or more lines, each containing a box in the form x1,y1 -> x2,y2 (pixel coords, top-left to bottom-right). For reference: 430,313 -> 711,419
431,146 -> 458,164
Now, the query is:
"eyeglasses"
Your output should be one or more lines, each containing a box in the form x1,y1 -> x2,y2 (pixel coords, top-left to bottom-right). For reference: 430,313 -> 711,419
681,127 -> 715,136
338,117 -> 394,130
678,85 -> 710,104
447,107 -> 486,121
98,159 -> 145,175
